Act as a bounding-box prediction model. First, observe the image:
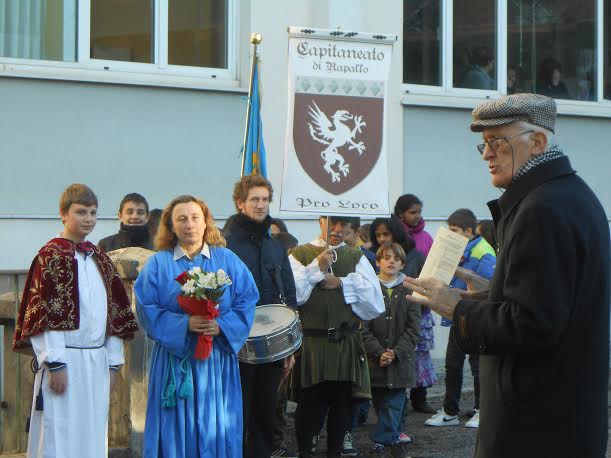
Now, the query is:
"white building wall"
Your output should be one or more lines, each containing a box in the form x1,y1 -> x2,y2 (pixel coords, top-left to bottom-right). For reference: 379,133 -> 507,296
0,78 -> 248,268
402,105 -> 611,218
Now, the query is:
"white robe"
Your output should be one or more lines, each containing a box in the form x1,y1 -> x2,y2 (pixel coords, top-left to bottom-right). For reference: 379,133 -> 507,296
27,249 -> 124,458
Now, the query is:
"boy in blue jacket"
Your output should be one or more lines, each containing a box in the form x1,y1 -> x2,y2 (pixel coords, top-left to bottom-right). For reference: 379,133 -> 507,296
425,209 -> 495,429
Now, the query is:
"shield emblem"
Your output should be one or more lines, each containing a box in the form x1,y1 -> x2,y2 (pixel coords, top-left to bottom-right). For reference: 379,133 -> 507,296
293,93 -> 383,195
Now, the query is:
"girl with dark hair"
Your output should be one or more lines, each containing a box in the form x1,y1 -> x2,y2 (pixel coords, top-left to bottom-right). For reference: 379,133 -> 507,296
270,217 -> 288,235
370,217 -> 422,278
394,195 -> 438,414
394,194 -> 433,258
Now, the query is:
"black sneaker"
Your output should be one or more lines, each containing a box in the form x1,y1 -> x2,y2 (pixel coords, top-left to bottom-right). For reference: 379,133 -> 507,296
411,401 -> 436,414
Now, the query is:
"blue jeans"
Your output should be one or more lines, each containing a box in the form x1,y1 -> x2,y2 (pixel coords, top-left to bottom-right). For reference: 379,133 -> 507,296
346,399 -> 371,432
370,388 -> 406,445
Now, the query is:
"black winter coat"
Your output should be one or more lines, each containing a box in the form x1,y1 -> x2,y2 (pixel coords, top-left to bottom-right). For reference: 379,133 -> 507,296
224,214 -> 297,307
362,280 -> 421,389
453,156 -> 610,458
98,224 -> 154,252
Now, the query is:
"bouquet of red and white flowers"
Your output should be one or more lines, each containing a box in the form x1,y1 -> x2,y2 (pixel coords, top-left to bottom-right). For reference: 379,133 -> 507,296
175,267 -> 232,360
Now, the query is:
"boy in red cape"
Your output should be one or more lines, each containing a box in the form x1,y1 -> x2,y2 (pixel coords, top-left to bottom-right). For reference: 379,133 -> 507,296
13,183 -> 138,458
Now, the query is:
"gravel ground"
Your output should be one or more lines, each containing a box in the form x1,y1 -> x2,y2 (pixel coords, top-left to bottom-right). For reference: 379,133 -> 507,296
280,361 -> 611,457
281,359 -> 478,457
284,395 -> 479,458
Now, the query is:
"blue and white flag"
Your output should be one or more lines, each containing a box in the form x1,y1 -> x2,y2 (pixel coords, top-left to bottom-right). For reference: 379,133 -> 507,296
243,60 -> 267,177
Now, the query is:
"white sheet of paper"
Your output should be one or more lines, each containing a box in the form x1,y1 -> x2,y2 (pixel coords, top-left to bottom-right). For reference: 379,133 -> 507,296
413,226 -> 468,297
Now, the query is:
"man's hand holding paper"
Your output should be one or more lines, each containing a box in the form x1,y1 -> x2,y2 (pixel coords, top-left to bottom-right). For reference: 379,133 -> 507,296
404,276 -> 462,320
404,227 -> 485,319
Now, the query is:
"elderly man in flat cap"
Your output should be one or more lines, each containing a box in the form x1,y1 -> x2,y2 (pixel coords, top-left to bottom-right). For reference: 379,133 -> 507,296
406,93 -> 610,458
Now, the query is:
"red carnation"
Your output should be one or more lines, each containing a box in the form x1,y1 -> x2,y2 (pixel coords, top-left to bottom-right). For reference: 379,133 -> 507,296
175,271 -> 190,285
176,296 -> 220,360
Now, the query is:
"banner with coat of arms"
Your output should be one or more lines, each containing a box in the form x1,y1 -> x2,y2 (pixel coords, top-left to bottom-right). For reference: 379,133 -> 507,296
280,27 -> 395,216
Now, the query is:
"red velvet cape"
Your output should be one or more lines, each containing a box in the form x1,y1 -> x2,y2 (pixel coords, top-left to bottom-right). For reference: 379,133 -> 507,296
13,238 -> 138,352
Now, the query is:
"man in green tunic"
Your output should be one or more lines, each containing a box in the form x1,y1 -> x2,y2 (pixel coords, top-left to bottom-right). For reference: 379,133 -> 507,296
289,216 -> 384,457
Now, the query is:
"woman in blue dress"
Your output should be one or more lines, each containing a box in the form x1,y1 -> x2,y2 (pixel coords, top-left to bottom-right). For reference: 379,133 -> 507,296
135,195 -> 259,458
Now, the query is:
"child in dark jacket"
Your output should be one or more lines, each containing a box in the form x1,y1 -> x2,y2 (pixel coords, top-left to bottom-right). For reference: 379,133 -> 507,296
371,217 -> 436,414
361,242 -> 422,456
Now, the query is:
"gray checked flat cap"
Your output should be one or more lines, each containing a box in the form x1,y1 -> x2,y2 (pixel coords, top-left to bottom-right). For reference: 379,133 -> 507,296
470,93 -> 557,133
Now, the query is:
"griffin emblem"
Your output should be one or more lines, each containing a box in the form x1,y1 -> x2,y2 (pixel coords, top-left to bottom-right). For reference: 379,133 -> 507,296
307,101 -> 366,183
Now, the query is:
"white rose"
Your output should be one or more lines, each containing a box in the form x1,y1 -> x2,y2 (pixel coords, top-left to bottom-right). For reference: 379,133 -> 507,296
190,267 -> 202,275
181,279 -> 196,295
199,272 -> 217,289
195,277 -> 207,290
216,269 -> 232,286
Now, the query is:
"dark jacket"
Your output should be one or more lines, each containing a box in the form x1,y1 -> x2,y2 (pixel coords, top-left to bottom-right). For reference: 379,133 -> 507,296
360,246 -> 377,271
402,249 -> 424,279
453,156 -> 610,458
98,224 -> 154,252
362,275 -> 421,389
224,213 -> 297,307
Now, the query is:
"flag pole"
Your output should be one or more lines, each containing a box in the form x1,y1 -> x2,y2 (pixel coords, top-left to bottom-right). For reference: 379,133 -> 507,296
241,32 -> 262,177
325,216 -> 335,274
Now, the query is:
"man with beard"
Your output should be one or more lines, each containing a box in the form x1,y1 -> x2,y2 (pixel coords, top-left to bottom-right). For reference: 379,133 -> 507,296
224,175 -> 297,458
98,193 -> 154,252
289,216 -> 384,457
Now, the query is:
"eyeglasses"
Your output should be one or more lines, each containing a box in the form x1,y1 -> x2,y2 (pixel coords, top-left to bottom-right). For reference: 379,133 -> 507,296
476,130 -> 535,155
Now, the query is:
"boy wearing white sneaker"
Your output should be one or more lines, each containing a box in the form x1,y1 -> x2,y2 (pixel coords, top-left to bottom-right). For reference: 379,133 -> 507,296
425,209 -> 495,429
362,243 -> 421,457
425,406 -> 479,428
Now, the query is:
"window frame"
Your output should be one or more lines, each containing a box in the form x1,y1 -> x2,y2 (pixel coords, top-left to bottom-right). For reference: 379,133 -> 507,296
403,0 -> 504,98
0,0 -> 239,89
598,0 -> 606,102
403,0 -> 611,109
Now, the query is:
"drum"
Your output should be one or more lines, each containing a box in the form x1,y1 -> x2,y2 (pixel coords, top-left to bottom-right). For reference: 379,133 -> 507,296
238,304 -> 302,364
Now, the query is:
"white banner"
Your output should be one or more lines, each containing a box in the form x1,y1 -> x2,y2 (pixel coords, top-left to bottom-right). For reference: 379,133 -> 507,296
280,27 -> 395,216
